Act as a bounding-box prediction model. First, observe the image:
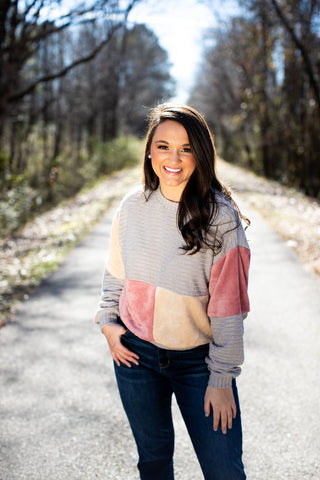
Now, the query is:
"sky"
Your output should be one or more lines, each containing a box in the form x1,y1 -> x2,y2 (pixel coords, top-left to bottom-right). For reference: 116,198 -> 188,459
40,0 -> 239,103
128,0 -> 239,103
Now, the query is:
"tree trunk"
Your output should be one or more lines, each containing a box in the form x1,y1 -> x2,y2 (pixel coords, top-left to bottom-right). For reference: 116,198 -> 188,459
271,0 -> 320,120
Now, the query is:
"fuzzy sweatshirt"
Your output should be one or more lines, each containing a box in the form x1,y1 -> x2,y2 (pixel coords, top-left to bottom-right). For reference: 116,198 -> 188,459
95,186 -> 250,388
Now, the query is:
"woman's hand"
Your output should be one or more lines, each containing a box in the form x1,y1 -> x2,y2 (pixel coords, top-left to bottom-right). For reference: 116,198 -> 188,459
204,386 -> 237,434
102,323 -> 139,368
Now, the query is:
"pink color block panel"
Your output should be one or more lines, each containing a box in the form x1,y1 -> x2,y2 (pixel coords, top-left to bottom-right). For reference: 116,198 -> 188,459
208,246 -> 250,318
119,279 -> 155,341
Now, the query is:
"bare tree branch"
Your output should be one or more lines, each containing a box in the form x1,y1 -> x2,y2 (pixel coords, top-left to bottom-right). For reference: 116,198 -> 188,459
8,23 -> 120,102
271,0 -> 320,114
24,0 -> 43,19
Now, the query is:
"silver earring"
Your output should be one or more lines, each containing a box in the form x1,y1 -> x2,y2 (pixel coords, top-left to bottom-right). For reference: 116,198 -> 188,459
148,154 -> 151,159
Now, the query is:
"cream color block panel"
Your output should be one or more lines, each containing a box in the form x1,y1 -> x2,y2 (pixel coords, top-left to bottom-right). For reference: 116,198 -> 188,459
153,287 -> 212,349
106,214 -> 125,279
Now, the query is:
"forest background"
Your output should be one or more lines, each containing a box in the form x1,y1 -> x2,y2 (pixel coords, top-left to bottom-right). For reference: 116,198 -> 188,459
1,0 -> 319,238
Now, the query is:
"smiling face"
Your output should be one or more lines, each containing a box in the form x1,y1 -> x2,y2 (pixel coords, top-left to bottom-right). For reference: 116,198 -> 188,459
150,120 -> 196,201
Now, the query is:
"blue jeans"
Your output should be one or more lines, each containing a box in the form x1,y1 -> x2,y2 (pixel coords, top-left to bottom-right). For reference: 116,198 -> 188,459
114,328 -> 246,480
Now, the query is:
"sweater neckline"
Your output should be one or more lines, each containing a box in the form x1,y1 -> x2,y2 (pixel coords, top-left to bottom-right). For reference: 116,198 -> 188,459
153,187 -> 179,211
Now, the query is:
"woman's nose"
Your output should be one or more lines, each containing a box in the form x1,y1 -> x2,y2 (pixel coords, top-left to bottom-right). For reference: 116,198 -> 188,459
168,149 -> 181,163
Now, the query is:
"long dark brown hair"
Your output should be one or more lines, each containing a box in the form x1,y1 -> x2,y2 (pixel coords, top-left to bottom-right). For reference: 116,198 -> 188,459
143,103 -> 248,254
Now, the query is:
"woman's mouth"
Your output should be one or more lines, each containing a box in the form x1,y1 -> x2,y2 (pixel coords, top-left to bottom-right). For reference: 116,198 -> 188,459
164,166 -> 182,174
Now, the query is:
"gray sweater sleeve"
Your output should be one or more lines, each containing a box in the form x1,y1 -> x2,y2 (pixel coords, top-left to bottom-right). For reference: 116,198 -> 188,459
95,270 -> 124,328
206,315 -> 245,388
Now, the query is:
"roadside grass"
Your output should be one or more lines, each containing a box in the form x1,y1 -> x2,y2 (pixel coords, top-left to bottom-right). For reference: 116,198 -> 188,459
0,134 -> 143,238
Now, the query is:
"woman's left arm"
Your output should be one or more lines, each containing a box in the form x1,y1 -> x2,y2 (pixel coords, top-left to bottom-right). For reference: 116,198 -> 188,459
205,207 -> 250,433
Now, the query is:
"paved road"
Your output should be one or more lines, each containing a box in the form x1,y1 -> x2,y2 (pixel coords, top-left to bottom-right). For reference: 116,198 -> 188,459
1,190 -> 320,479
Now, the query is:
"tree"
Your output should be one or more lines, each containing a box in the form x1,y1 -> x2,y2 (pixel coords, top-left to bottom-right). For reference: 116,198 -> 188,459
0,0 -> 138,138
190,13 -> 278,173
56,22 -> 175,145
190,0 -> 320,197
271,0 -> 320,117
118,24 -> 175,135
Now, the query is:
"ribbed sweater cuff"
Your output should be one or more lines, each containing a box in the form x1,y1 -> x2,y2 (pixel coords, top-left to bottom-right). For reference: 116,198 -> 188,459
100,319 -> 119,332
208,372 -> 233,389
95,311 -> 119,330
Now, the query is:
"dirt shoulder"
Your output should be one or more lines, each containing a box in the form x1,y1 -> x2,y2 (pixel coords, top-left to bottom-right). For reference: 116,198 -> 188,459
1,161 -> 319,327
217,158 -> 320,278
0,166 -> 142,327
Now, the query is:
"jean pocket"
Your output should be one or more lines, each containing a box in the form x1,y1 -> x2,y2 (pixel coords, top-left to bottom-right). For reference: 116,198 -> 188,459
121,329 -> 130,338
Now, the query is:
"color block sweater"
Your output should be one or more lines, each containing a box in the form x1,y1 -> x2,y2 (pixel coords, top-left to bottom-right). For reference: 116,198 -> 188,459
95,186 -> 250,388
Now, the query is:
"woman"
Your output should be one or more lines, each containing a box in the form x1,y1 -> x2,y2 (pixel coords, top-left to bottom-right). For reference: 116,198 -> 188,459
95,104 -> 250,480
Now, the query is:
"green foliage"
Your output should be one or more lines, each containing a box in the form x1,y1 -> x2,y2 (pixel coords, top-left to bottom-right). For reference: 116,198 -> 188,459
0,152 -> 10,178
0,135 -> 144,238
90,135 -> 144,175
0,177 -> 39,234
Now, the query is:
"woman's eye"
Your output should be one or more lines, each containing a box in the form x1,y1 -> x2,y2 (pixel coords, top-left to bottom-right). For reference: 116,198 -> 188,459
156,145 -> 191,153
